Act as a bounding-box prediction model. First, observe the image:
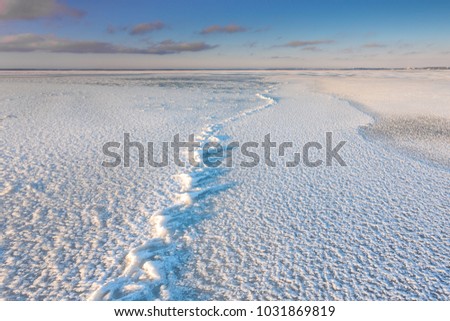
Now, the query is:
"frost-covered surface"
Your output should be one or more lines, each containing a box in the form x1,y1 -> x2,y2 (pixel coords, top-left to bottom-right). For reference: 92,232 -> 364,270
0,71 -> 449,300
312,70 -> 450,167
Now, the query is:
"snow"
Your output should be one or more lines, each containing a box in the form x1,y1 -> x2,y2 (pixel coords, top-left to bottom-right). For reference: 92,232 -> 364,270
312,70 -> 450,167
0,70 -> 449,300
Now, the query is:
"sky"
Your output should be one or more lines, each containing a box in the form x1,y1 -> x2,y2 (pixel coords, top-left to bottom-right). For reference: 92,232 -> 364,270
0,0 -> 449,69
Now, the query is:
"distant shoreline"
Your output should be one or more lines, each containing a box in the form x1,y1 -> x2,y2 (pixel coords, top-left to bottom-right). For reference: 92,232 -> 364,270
0,67 -> 449,72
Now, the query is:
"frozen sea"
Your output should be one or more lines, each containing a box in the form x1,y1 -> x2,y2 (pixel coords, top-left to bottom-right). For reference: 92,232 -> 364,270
0,70 -> 449,300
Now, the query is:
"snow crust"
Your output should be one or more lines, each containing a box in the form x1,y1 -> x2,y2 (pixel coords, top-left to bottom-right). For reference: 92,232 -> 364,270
0,70 -> 448,300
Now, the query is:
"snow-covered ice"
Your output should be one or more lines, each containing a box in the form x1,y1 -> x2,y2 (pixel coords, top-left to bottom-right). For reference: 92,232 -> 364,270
0,70 -> 448,300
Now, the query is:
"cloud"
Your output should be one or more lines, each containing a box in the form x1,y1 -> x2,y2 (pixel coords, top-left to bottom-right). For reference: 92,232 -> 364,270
302,46 -> 321,52
0,0 -> 84,20
0,34 -> 217,55
145,40 -> 217,54
106,22 -> 163,35
341,47 -> 354,54
402,51 -> 421,56
0,34 -> 136,53
362,42 -> 387,48
106,25 -> 127,34
129,21 -> 165,35
281,40 -> 334,48
200,24 -> 246,35
396,41 -> 412,49
270,56 -> 294,59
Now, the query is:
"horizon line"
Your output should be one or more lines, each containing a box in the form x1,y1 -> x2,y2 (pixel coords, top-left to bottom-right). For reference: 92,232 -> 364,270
0,66 -> 449,71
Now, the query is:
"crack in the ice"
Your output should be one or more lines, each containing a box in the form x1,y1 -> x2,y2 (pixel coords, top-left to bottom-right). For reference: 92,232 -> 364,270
89,89 -> 277,300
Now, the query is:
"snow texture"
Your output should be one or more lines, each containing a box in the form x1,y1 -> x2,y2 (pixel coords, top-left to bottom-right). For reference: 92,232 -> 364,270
0,70 -> 449,300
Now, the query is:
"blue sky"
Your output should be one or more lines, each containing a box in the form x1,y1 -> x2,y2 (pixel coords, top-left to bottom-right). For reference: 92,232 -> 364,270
0,0 -> 449,68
